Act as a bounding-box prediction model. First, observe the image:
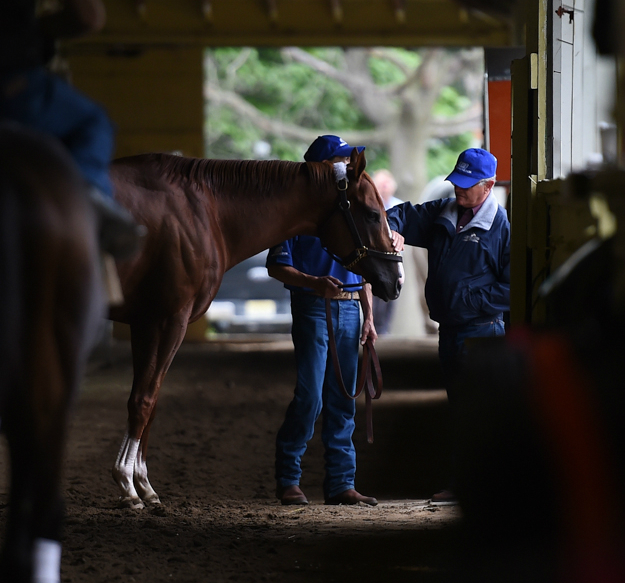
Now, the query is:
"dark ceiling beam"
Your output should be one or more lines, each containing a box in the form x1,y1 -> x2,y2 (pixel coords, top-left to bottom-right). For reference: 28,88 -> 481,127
62,0 -> 514,52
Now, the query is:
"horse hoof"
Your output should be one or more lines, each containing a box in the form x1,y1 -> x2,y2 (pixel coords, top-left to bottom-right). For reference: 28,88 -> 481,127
142,494 -> 161,506
118,496 -> 144,510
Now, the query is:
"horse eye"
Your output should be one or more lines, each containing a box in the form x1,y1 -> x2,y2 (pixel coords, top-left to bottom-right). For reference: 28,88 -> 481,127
366,209 -> 380,223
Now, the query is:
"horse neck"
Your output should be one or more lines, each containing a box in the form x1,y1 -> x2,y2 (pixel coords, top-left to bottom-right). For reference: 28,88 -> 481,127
215,173 -> 337,269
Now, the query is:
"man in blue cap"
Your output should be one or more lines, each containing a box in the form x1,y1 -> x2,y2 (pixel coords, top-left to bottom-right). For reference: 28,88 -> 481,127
266,135 -> 378,507
386,148 -> 510,506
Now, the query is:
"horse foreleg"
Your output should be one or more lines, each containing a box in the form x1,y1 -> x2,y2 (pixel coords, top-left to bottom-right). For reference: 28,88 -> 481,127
133,406 -> 160,505
112,312 -> 190,508
112,430 -> 143,508
111,422 -> 160,508
0,404 -> 65,583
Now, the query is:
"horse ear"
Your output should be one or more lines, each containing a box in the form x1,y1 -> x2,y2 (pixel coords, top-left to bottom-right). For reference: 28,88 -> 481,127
348,148 -> 366,181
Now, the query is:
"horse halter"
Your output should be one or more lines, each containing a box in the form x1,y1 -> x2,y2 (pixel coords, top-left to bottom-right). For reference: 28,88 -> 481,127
332,177 -> 402,271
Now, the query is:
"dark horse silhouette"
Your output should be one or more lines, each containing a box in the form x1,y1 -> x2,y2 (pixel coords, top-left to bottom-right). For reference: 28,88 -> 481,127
0,124 -> 105,581
107,148 -> 403,508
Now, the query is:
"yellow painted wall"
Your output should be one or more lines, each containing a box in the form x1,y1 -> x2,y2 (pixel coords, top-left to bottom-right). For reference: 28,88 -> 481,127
67,46 -> 207,341
66,46 -> 204,159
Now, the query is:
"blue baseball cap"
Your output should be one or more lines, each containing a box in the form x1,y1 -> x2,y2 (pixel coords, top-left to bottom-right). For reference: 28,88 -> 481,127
303,135 -> 365,162
445,148 -> 497,188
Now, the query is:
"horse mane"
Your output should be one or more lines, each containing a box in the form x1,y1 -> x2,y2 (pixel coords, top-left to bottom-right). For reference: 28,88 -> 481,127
145,154 -> 337,198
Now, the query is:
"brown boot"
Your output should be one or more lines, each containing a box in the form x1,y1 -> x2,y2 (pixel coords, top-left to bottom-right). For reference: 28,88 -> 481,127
325,488 -> 378,506
276,485 -> 308,506
430,489 -> 458,506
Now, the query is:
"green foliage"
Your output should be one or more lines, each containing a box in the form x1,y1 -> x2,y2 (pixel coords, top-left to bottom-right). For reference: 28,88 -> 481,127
205,47 -> 373,160
204,46 -> 480,178
205,106 -> 266,159
433,86 -> 471,117
368,48 -> 420,86
427,134 -> 475,180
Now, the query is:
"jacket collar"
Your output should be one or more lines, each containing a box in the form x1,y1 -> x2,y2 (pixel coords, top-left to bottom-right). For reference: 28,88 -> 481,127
439,191 -> 498,232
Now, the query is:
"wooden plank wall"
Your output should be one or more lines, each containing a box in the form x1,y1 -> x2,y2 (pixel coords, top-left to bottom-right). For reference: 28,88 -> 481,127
67,47 -> 204,159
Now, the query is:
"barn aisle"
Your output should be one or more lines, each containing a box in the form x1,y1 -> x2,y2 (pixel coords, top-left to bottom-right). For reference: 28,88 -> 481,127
1,336 -> 466,583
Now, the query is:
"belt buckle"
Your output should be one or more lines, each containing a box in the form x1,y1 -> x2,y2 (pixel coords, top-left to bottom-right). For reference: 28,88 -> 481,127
338,291 -> 358,300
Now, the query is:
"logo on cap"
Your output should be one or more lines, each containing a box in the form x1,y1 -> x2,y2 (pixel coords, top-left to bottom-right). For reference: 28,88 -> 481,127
445,148 -> 497,188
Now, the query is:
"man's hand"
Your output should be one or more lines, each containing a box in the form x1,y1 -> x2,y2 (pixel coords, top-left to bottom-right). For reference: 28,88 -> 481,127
267,265 -> 342,297
391,230 -> 404,252
312,275 -> 343,298
358,283 -> 377,345
360,317 -> 378,346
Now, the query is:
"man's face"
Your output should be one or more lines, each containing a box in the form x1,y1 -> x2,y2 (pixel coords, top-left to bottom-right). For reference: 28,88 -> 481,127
454,180 -> 494,208
329,155 -> 350,164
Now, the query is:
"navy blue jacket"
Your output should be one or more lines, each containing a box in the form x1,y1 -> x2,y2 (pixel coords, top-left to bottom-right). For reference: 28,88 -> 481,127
386,192 -> 510,328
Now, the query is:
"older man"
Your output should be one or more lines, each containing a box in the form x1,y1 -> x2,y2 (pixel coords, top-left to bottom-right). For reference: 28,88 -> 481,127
386,148 -> 510,505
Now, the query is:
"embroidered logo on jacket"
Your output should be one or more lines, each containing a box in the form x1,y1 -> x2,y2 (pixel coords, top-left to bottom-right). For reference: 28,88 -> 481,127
463,233 -> 481,244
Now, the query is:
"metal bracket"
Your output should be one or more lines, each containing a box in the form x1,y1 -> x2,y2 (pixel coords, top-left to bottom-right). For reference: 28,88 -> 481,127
555,5 -> 574,23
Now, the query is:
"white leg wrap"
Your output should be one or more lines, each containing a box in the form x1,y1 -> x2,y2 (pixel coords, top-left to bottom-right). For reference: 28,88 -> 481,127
33,538 -> 61,583
112,431 -> 143,508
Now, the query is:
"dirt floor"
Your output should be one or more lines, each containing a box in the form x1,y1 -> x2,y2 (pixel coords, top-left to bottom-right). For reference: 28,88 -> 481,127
0,335 -> 468,583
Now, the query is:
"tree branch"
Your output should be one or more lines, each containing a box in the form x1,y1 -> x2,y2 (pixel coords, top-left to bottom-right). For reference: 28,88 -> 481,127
368,47 -> 413,77
206,83 -> 390,146
430,103 -> 483,137
281,47 -> 394,125
281,47 -> 345,83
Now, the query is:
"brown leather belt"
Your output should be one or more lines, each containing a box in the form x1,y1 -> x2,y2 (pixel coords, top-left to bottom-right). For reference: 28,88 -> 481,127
297,290 -> 359,300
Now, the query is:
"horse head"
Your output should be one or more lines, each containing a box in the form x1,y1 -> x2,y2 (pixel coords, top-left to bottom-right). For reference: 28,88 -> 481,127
318,148 -> 403,302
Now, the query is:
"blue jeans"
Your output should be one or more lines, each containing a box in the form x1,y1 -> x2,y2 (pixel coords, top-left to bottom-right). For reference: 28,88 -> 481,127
439,316 -> 506,403
437,316 -> 505,491
276,292 -> 361,499
0,68 -> 115,196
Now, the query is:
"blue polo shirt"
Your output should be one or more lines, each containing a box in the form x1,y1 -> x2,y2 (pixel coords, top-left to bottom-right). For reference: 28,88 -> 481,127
266,235 -> 362,293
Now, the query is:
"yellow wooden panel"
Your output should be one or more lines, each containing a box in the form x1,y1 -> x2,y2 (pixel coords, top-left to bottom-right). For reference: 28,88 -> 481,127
67,47 -> 204,158
112,132 -> 204,159
72,76 -> 201,131
68,46 -> 202,74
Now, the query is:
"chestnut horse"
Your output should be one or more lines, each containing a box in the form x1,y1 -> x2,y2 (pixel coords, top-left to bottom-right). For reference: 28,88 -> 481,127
109,148 -> 403,508
0,124 -> 105,582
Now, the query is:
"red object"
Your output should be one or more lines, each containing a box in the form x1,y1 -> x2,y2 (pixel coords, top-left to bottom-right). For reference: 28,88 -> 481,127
487,80 -> 512,182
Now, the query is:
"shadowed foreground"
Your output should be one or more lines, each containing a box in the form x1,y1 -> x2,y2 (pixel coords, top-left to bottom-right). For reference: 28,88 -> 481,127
1,337 -> 467,582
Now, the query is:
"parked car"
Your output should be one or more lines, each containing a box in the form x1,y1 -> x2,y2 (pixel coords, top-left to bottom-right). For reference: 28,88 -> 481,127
205,252 -> 292,333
